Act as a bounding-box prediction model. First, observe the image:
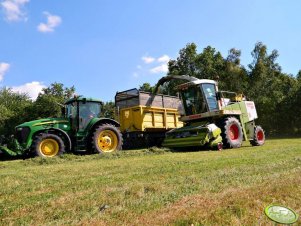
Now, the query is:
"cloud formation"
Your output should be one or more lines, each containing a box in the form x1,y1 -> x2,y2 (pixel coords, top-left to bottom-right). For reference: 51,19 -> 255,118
0,62 -> 10,81
157,55 -> 170,63
1,0 -> 29,22
12,81 -> 46,100
134,54 -> 171,78
37,12 -> 62,33
150,64 -> 168,74
142,56 -> 155,64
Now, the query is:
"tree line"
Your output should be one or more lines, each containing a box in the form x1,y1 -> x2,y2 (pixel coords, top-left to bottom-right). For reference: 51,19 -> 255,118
1,42 -> 301,137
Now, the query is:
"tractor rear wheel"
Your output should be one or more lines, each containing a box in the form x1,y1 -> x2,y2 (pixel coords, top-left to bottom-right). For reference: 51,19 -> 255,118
220,117 -> 243,148
92,124 -> 123,154
32,133 -> 65,157
250,125 -> 265,146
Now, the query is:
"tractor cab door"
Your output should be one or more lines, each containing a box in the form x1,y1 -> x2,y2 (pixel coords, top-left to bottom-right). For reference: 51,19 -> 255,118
78,102 -> 101,132
66,102 -> 78,131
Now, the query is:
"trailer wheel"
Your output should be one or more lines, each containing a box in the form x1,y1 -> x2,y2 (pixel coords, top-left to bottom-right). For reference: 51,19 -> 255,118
221,117 -> 243,148
250,126 -> 265,146
32,133 -> 65,157
92,124 -> 123,154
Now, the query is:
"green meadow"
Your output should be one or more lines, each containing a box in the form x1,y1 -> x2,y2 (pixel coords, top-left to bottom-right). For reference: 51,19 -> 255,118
0,139 -> 300,225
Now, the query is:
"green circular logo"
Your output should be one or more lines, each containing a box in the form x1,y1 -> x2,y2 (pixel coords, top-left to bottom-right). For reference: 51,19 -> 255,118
265,205 -> 299,224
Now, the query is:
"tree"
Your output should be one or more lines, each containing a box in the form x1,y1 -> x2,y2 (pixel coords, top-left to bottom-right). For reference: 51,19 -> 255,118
139,83 -> 154,92
32,83 -> 75,118
100,101 -> 116,120
247,42 -> 299,135
220,48 -> 249,93
0,88 -> 32,135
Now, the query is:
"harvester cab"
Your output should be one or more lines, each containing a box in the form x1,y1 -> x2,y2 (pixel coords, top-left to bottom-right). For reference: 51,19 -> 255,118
177,79 -> 219,115
154,75 -> 265,150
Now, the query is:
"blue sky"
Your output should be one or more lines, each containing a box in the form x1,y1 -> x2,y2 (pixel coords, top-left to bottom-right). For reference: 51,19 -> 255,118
0,0 -> 300,101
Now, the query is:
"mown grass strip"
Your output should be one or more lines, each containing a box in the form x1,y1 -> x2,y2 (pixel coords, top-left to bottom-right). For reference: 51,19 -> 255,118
0,139 -> 300,225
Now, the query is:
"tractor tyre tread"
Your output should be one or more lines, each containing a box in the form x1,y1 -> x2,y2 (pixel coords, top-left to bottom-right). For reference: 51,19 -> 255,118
92,123 -> 123,154
220,117 -> 243,148
32,133 -> 65,158
250,125 -> 265,146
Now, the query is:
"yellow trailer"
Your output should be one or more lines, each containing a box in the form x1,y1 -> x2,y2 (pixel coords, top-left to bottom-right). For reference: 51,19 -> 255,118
115,89 -> 183,148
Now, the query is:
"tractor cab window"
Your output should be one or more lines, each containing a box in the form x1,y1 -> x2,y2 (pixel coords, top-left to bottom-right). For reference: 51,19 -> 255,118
201,83 -> 218,111
78,102 -> 102,130
66,102 -> 77,118
180,86 -> 207,115
66,102 -> 78,130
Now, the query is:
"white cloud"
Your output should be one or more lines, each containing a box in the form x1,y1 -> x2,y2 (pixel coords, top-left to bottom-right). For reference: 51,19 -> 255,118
157,55 -> 170,63
150,64 -> 168,74
142,56 -> 155,64
133,72 -> 139,78
37,11 -> 62,33
1,0 -> 29,22
12,81 -> 46,100
0,62 -> 10,81
135,54 -> 171,76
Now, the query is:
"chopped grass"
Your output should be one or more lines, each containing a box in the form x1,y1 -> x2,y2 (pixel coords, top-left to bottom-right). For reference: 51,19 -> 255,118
0,139 -> 301,225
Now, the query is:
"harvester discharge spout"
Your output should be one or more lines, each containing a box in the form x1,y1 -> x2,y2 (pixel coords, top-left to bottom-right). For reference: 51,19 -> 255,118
153,75 -> 199,94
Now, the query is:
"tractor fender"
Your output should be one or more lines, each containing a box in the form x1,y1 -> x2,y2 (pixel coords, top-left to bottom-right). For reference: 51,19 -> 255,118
89,118 -> 120,132
87,118 -> 121,140
32,128 -> 72,151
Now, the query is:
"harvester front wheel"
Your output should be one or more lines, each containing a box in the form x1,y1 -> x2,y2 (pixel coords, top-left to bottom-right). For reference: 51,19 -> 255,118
250,126 -> 265,146
33,133 -> 65,157
221,117 -> 243,148
92,124 -> 123,154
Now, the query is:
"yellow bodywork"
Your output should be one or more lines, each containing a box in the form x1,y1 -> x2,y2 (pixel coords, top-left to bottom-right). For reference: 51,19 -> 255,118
119,105 -> 183,133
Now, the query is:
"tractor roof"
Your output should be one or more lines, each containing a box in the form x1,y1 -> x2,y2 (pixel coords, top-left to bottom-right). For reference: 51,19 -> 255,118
65,96 -> 102,104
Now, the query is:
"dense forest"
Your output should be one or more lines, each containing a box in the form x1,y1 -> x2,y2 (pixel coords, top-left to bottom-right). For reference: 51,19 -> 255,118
1,42 -> 301,137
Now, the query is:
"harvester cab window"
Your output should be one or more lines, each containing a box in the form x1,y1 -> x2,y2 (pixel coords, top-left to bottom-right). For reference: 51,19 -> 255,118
201,83 -> 218,111
181,86 -> 207,115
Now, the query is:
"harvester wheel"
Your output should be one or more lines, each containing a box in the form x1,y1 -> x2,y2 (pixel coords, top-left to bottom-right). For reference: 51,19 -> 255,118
92,124 -> 123,154
33,133 -> 65,157
250,125 -> 265,146
220,117 -> 243,148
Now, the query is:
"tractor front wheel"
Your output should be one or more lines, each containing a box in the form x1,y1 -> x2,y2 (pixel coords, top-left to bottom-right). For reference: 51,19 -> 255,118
92,124 -> 123,154
250,125 -> 265,146
220,117 -> 243,148
32,133 -> 65,157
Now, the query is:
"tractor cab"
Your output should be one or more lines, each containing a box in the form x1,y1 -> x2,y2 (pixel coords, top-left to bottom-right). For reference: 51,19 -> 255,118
177,79 -> 219,116
65,97 -> 103,132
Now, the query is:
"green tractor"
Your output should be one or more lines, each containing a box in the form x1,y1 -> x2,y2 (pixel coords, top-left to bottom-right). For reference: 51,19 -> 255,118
0,96 -> 123,158
154,75 -> 265,150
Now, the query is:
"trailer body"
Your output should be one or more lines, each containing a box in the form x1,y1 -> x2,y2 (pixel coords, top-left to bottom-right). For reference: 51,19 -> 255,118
115,89 -> 183,148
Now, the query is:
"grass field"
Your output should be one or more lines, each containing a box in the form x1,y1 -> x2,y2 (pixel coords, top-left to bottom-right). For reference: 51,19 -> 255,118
0,139 -> 301,225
